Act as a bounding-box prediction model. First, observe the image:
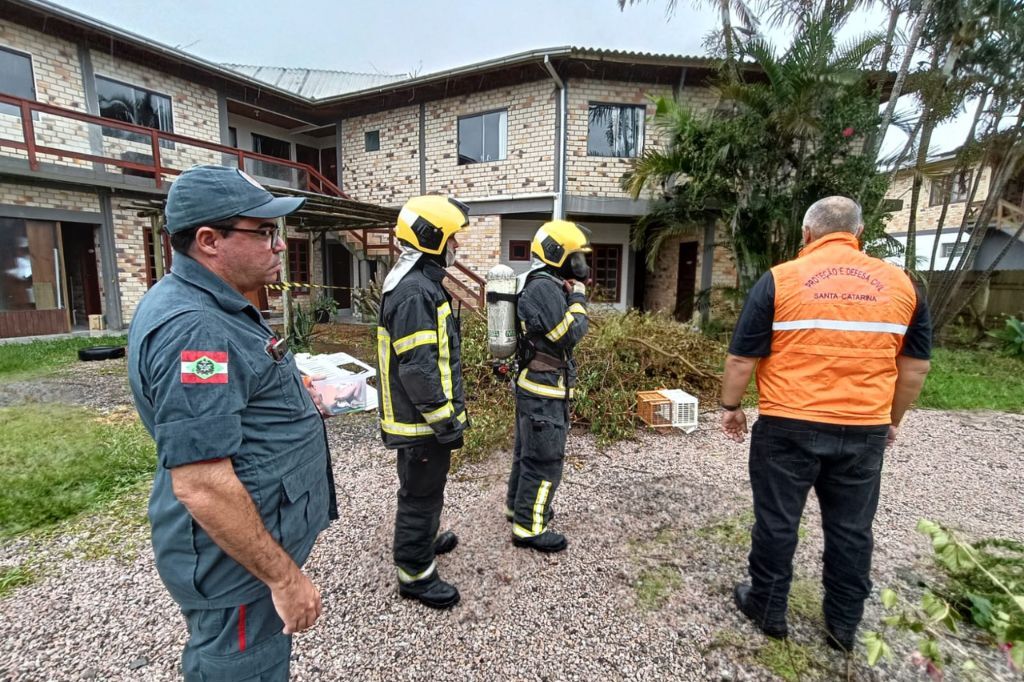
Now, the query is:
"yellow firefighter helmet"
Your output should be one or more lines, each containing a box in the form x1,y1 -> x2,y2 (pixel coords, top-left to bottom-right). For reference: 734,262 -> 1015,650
531,220 -> 592,268
394,196 -> 470,255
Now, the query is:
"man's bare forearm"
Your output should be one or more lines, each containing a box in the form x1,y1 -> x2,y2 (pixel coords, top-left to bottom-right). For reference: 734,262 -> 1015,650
171,459 -> 300,590
721,354 -> 759,406
891,356 -> 931,426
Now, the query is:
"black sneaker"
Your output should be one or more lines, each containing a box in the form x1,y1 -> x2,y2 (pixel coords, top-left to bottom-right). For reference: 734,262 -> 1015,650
733,583 -> 788,639
433,530 -> 458,555
825,626 -> 856,653
512,531 -> 568,553
398,576 -> 460,609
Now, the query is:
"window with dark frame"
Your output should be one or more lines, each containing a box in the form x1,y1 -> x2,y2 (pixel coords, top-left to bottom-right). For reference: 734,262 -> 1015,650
95,75 -> 174,149
0,46 -> 35,117
144,229 -> 173,288
508,240 -> 530,261
881,198 -> 904,212
585,243 -> 622,302
365,130 -> 380,152
587,104 -> 645,158
929,170 -> 973,206
458,109 -> 507,164
269,237 -> 310,296
941,241 -> 967,259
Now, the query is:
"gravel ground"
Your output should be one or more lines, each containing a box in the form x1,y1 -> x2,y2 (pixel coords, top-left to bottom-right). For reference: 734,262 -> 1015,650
1,360 -> 1023,681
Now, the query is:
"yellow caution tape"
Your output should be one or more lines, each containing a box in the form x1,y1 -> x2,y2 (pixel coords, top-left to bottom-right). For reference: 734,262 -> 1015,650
265,281 -> 357,291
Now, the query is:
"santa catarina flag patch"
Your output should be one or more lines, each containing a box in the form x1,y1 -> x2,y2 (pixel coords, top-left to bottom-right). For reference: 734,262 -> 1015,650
180,350 -> 229,384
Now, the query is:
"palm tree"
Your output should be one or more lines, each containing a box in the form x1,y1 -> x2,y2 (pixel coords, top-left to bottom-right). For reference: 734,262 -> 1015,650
618,0 -> 760,77
626,6 -> 884,290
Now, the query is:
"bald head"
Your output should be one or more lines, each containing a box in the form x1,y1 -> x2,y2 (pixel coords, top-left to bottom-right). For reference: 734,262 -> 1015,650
802,196 -> 863,242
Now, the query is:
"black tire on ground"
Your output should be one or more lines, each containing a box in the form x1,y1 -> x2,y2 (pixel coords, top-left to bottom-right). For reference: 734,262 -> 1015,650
77,345 -> 126,362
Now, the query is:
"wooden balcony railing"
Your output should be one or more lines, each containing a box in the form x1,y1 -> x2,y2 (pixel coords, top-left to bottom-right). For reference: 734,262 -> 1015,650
0,92 -> 345,197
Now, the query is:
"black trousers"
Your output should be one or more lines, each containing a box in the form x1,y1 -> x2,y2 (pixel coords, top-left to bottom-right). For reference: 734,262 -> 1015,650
394,440 -> 451,582
505,392 -> 568,537
747,415 -> 888,633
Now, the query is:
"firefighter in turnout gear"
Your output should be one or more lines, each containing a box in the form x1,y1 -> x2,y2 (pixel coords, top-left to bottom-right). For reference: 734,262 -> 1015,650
377,195 -> 470,609
505,220 -> 591,553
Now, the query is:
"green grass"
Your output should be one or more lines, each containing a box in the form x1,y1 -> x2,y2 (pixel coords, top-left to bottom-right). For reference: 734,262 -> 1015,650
0,405 -> 155,537
634,565 -> 683,611
918,347 -> 1024,413
788,578 -> 823,622
0,562 -> 38,598
755,639 -> 818,682
0,335 -> 126,382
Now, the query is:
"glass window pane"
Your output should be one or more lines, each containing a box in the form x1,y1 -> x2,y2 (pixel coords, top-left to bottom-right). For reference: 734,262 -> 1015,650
483,112 -> 500,162
365,130 -> 380,152
588,104 -> 643,158
0,47 -> 35,117
587,105 -> 614,157
459,115 -> 483,164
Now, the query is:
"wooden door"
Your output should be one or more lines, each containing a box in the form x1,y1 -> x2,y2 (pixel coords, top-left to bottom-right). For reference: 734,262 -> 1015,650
0,219 -> 69,337
328,243 -> 352,309
61,223 -> 102,328
674,241 -> 699,322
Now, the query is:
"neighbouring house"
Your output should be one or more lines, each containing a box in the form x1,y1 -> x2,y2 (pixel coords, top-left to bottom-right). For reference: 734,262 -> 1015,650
1,0 -> 741,340
882,152 -> 1024,272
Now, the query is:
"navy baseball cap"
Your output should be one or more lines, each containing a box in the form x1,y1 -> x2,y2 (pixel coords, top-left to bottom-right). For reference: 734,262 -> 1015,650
164,164 -> 306,233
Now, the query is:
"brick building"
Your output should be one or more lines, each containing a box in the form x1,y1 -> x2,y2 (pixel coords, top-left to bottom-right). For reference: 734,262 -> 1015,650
0,0 -> 739,339
882,153 -> 1024,272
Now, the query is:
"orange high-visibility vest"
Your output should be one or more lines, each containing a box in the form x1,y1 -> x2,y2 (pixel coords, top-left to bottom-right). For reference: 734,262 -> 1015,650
757,232 -> 918,425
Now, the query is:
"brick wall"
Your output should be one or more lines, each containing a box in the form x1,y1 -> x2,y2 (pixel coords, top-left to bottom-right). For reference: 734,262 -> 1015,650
565,80 -> 717,198
884,164 -> 991,233
423,79 -> 557,198
643,227 -> 736,315
341,105 -> 420,205
0,19 -> 91,169
110,203 -> 148,321
457,214 -> 501,280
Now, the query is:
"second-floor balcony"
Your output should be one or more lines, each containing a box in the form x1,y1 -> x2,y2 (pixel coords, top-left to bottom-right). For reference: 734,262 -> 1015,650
0,93 -> 487,307
0,93 -> 344,196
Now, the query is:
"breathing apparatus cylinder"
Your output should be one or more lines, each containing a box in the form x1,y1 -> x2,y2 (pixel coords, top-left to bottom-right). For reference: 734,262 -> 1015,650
485,264 -> 517,359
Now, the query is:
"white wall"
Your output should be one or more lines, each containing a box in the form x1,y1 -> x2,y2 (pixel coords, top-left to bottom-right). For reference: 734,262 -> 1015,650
885,232 -> 968,271
500,218 -> 632,310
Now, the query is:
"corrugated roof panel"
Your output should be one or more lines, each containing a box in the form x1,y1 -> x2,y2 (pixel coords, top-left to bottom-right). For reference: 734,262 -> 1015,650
223,64 -> 407,100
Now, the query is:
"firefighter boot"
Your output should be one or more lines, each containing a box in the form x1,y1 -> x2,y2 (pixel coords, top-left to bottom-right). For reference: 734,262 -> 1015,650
433,530 -> 458,555
512,530 -> 568,553
399,575 -> 460,609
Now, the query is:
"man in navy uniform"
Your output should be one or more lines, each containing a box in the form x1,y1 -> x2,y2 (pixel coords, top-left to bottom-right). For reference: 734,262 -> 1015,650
128,165 -> 337,681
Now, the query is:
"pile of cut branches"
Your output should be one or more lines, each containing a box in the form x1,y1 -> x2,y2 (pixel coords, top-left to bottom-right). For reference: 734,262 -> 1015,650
459,309 -> 725,464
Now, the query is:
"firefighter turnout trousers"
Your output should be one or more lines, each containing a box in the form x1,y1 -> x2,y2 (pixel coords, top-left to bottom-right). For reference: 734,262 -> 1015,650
394,440 -> 453,584
505,392 -> 568,539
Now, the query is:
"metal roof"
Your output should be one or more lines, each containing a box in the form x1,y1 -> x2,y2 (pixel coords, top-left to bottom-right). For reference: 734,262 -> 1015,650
222,64 -> 407,101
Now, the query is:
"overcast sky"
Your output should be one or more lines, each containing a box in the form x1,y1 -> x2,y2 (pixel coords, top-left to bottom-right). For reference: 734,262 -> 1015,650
47,0 -> 965,155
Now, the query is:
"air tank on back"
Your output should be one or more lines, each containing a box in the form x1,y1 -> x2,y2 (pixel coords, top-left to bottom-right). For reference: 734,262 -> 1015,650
485,264 -> 517,359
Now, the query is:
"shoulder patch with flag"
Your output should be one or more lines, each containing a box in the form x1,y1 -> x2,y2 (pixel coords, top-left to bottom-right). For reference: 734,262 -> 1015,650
181,350 -> 229,384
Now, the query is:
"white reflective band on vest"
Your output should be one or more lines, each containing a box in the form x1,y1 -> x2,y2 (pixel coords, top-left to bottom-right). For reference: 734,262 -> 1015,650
772,319 -> 908,335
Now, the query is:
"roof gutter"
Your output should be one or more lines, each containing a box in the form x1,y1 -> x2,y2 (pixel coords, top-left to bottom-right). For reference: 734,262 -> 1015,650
543,55 -> 567,220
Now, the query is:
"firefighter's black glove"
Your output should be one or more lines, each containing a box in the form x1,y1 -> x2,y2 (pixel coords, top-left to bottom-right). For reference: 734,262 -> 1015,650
437,434 -> 464,451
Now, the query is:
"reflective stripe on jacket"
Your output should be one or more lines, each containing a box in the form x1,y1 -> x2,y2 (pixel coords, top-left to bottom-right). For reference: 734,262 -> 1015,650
376,259 -> 468,448
757,232 -> 918,425
516,272 -> 588,400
